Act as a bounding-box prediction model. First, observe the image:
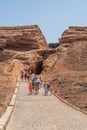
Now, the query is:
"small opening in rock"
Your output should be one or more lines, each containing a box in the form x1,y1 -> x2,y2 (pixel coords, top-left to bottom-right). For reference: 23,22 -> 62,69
36,61 -> 43,75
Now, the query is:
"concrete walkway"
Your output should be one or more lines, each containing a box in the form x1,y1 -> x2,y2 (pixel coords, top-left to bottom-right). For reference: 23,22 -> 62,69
6,82 -> 87,130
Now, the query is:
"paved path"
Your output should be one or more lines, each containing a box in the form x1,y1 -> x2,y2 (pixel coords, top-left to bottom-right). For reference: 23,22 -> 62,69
6,82 -> 87,130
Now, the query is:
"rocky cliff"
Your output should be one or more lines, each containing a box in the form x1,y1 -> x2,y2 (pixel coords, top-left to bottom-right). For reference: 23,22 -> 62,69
1,25 -> 87,117
60,26 -> 87,71
61,26 -> 87,43
0,25 -> 50,116
43,26 -> 87,73
43,26 -> 87,111
0,25 -> 47,50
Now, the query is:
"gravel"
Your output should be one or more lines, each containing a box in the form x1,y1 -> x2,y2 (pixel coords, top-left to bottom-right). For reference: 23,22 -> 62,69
6,82 -> 87,130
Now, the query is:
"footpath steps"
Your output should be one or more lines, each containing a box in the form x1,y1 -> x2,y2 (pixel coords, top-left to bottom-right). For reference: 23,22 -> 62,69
5,81 -> 87,130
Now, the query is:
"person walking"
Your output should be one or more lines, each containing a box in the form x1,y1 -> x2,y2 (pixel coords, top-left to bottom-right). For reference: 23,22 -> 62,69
28,83 -> 33,95
31,73 -> 36,80
48,83 -> 52,95
34,82 -> 39,95
24,69 -> 28,82
43,81 -> 49,96
39,77 -> 42,88
20,70 -> 25,82
26,71 -> 30,83
32,78 -> 35,94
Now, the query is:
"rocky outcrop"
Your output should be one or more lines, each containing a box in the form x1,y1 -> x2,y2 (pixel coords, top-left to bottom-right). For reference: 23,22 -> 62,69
1,25 -> 87,117
42,26 -> 87,111
0,25 -> 49,72
0,25 -> 49,117
43,26 -> 87,75
0,25 -> 48,50
59,26 -> 87,71
61,26 -> 87,44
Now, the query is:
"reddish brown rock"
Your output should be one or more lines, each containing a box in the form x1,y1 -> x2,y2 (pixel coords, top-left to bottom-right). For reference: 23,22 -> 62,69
61,26 -> 87,43
0,25 -> 48,117
1,25 -> 87,117
0,25 -> 48,50
43,26 -> 87,111
59,26 -> 87,71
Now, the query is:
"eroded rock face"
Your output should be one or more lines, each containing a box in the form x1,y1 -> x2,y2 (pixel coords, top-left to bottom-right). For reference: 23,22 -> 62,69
61,26 -> 87,43
1,25 -> 87,116
0,25 -> 49,116
0,25 -> 48,50
60,26 -> 87,71
43,26 -> 87,111
43,27 -> 87,78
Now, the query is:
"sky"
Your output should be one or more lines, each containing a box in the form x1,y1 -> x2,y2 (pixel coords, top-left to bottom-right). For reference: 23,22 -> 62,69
0,0 -> 87,43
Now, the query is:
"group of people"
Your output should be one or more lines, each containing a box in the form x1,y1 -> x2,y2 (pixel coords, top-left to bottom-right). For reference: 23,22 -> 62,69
28,76 -> 51,96
20,69 -> 52,96
20,69 -> 30,82
28,73 -> 42,95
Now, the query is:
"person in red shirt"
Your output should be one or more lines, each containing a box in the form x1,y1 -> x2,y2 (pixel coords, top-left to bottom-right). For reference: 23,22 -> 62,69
28,83 -> 33,95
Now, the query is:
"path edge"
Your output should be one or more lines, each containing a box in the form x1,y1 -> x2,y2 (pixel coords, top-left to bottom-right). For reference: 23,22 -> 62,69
0,77 -> 20,130
53,92 -> 87,115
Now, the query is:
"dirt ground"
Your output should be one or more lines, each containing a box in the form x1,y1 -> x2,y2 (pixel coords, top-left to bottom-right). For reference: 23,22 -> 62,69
44,71 -> 87,112
0,61 -> 21,117
0,76 -> 16,117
